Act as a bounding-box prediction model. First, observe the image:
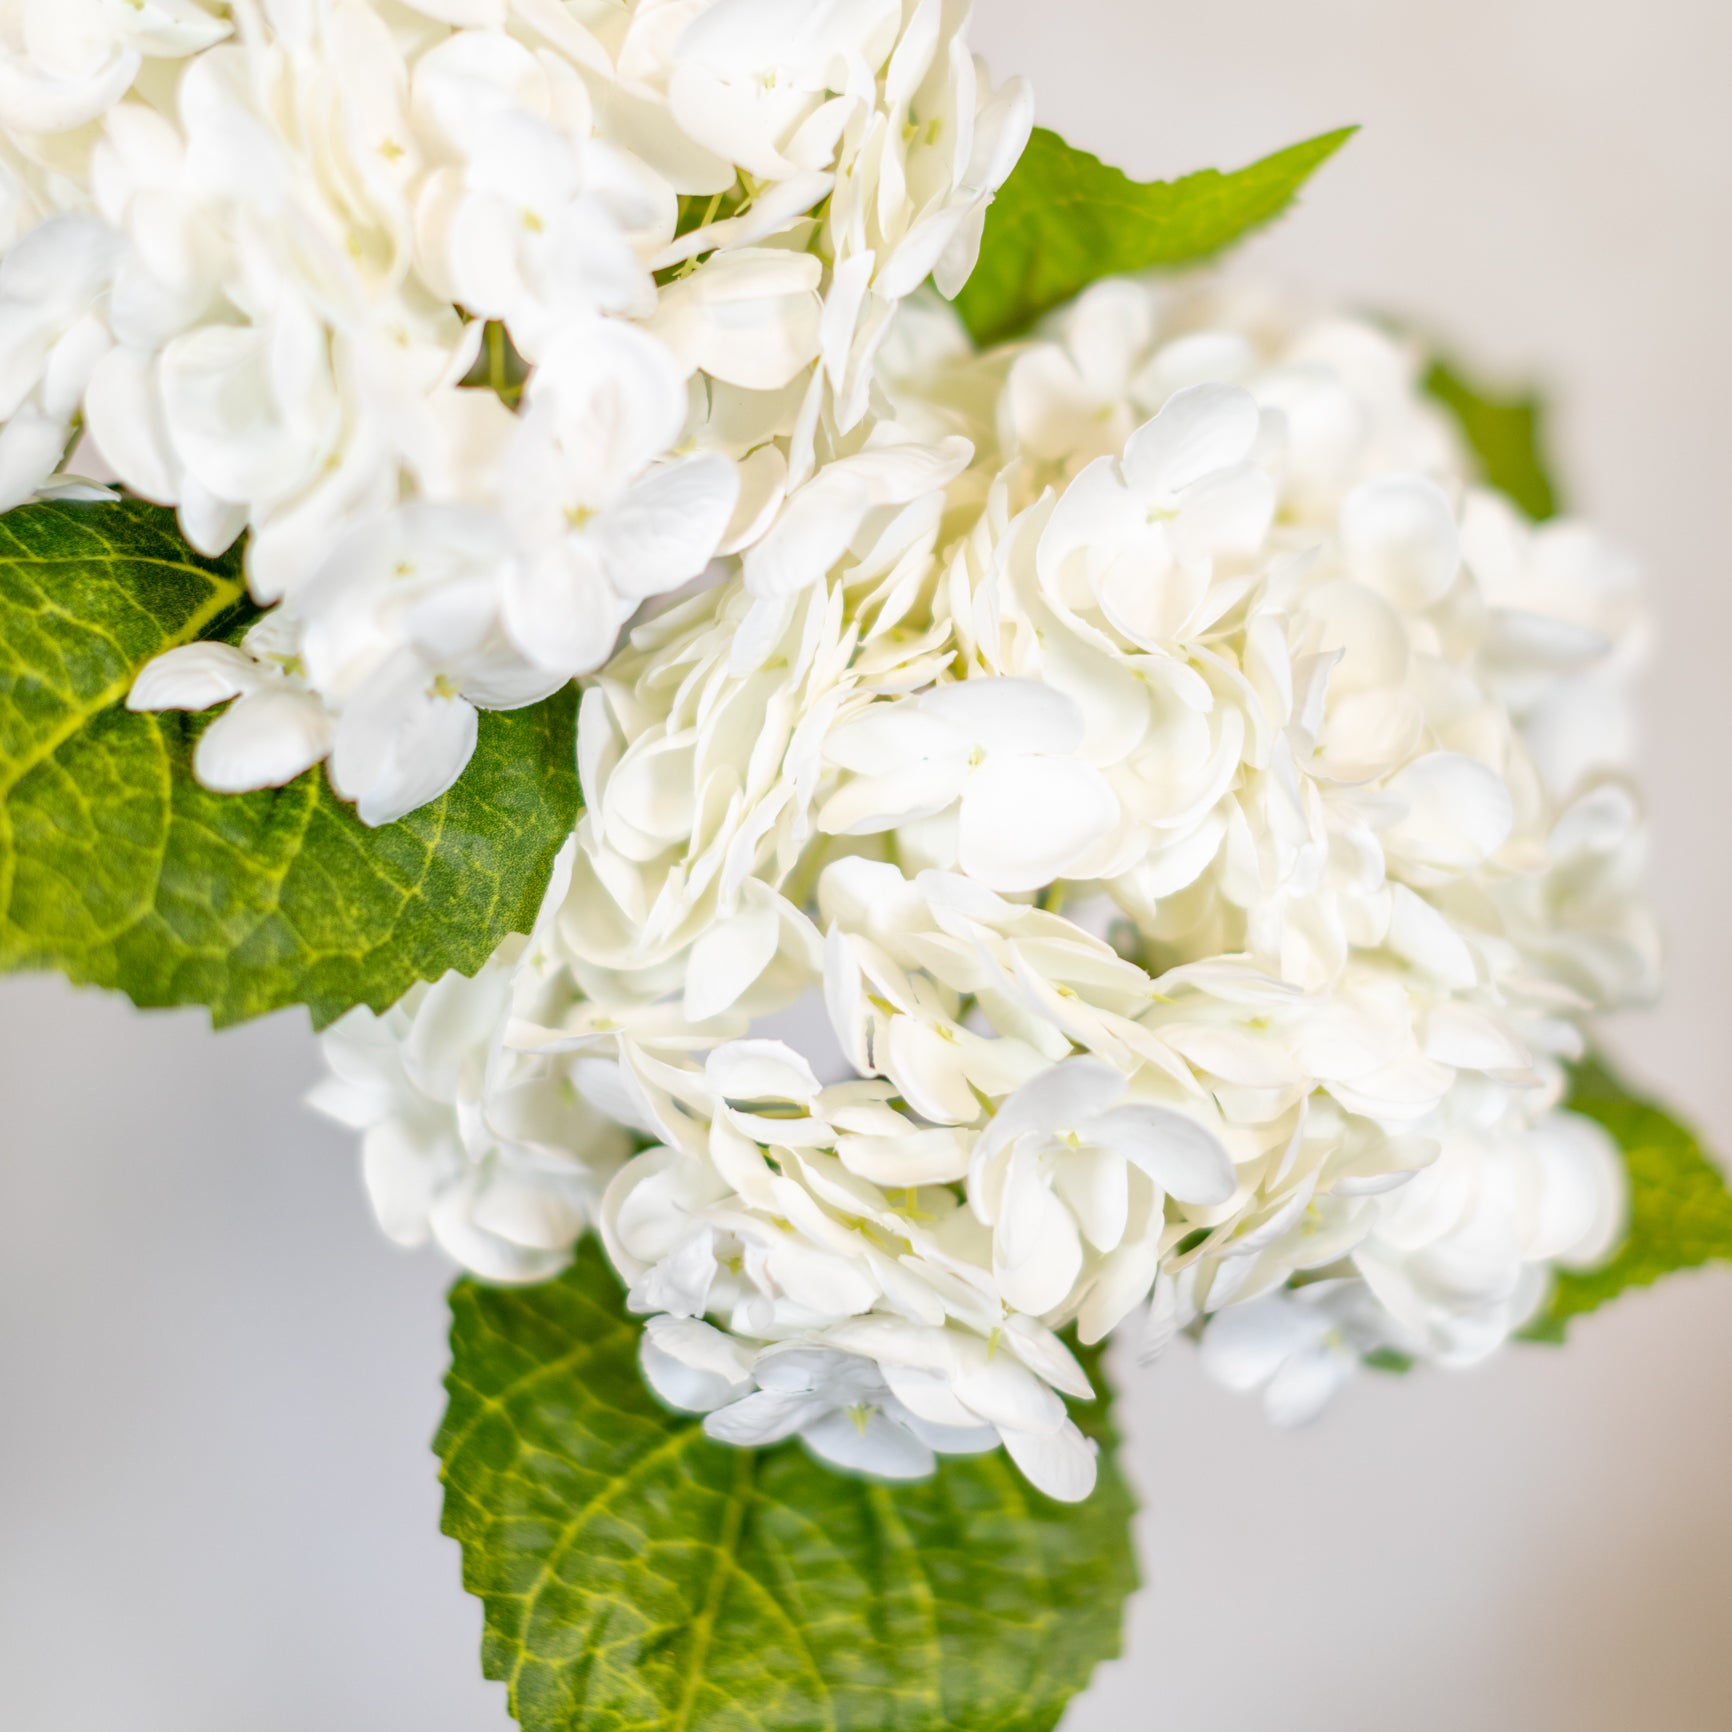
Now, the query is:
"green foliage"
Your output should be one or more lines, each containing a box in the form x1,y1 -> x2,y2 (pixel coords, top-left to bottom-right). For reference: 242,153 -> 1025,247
1523,1057 -> 1732,1343
0,499 -> 578,1028
438,1241 -> 1140,1732
1424,356 -> 1561,521
953,125 -> 1356,346
1362,1348 -> 1415,1376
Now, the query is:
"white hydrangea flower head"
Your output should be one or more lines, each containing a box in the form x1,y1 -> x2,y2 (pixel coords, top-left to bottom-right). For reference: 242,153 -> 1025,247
0,0 -> 1028,824
304,265 -> 1659,1498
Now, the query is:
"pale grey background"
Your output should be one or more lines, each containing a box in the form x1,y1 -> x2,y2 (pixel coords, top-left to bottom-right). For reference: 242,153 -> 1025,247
3,2 -> 1730,1727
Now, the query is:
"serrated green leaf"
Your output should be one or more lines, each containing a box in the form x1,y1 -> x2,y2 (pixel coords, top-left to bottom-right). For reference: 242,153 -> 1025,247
1522,1057 -> 1732,1344
1423,356 -> 1561,521
437,1240 -> 1139,1732
952,124 -> 1356,346
0,498 -> 578,1028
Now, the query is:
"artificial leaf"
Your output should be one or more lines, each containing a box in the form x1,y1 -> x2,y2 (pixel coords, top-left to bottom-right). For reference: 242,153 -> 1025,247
1424,356 -> 1561,521
438,1240 -> 1139,1732
953,124 -> 1356,346
0,499 -> 578,1028
1523,1056 -> 1732,1343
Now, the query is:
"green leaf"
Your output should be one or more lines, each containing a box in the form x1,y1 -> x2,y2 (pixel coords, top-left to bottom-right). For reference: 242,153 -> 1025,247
952,124 -> 1357,346
437,1241 -> 1140,1732
1522,1057 -> 1732,1344
0,498 -> 578,1029
1362,1348 -> 1415,1376
1423,356 -> 1561,521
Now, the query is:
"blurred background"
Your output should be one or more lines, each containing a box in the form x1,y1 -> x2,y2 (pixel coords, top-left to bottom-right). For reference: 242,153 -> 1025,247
3,2 -> 1730,1727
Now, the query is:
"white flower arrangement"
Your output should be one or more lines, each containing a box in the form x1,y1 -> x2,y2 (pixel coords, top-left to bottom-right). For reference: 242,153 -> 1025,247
309,270 -> 1655,1500
0,2 -> 1718,1724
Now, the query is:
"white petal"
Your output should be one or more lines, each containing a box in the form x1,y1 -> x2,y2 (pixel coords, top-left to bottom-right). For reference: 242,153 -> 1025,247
470,1172 -> 587,1253
881,1362 -> 989,1431
1198,1294 -> 1317,1392
951,1345 -> 1069,1435
665,63 -> 810,182
158,320 -> 328,505
1101,1104 -> 1236,1204
684,903 -> 780,1023
502,543 -> 625,677
1173,462 -> 1277,565
1536,1112 -> 1627,1267
604,733 -> 697,849
646,1313 -> 755,1379
525,317 -> 687,489
428,1195 -> 569,1284
835,1126 -> 972,1187
177,481 -> 247,558
704,1388 -> 826,1448
1000,1420 -> 1098,1503
651,248 -> 822,390
127,641 -> 256,712
1051,1145 -> 1128,1253
591,453 -> 738,602
742,467 -> 871,597
327,658 -> 478,826
801,1409 -> 935,1480
641,1336 -> 736,1414
918,677 -> 1085,756
1423,1005 -> 1531,1072
763,1238 -> 880,1316
360,1123 -> 437,1247
1385,885 -> 1477,988
1327,1056 -> 1455,1122
1037,456 -> 1147,599
1076,1233 -> 1162,1346
981,1060 -> 1126,1161
0,406 -> 70,512
1263,1350 -> 1354,1427
884,1018 -> 983,1125
816,757 -> 967,837
1341,476 -> 1461,610
1122,382 -> 1261,499
995,1155 -> 1083,1316
192,689 -> 332,793
716,442 -> 788,555
1001,1316 -> 1095,1400
957,756 -> 1118,893
1156,1025 -> 1297,1088
0,51 -> 138,135
1383,752 -> 1514,870
1008,344 -> 1115,465
630,1232 -> 720,1317
752,1347 -> 872,1397
706,1039 -> 822,1105
823,437 -> 974,506
825,697 -> 967,776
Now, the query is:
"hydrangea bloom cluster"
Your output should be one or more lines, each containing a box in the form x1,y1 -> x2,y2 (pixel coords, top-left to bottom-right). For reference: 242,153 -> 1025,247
315,274 -> 1657,1500
0,0 -> 1028,820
